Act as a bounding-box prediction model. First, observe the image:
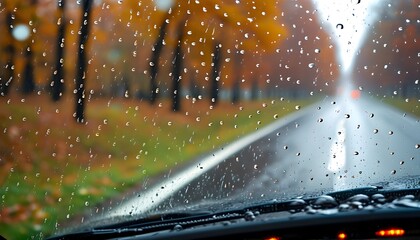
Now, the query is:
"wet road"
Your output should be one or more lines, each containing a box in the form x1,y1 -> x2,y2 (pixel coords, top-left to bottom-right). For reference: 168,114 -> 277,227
111,95 -> 420,216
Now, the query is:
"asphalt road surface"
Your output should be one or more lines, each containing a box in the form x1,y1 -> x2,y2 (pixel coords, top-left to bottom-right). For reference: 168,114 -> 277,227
110,94 -> 420,217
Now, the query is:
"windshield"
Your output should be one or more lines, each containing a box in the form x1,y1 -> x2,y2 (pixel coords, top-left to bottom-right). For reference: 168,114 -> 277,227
0,0 -> 419,238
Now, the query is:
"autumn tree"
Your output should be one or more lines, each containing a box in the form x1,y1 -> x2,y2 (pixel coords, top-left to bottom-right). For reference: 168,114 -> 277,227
50,0 -> 66,101
74,0 -> 93,123
147,0 -> 287,110
191,0 -> 287,104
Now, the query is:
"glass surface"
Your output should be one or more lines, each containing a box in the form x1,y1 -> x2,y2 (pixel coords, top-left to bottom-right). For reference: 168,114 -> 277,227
0,0 -> 419,238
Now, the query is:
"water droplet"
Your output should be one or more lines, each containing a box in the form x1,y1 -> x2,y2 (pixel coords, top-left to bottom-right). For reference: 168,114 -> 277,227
415,144 -> 419,149
244,211 -> 255,221
313,195 -> 338,209
85,201 -> 89,206
173,224 -> 183,231
289,198 -> 306,207
345,114 -> 350,118
336,23 -> 344,29
391,170 -> 396,175
338,203 -> 350,211
347,194 -> 369,205
314,48 -> 321,53
369,113 -> 374,118
253,164 -> 258,170
372,194 -> 386,203
393,198 -> 420,208
373,129 -> 378,134
222,221 -> 231,226
388,131 -> 393,135
354,151 -> 359,155
308,63 -> 315,68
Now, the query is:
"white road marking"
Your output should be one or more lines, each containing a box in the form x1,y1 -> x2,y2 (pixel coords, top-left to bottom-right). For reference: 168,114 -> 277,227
109,106 -> 312,217
328,119 -> 346,172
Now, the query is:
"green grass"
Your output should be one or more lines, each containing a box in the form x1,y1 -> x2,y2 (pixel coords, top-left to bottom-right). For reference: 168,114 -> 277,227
0,95 -> 312,239
380,97 -> 420,117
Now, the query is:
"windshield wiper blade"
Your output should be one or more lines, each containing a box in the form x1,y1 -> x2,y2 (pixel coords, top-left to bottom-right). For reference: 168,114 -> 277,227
325,186 -> 420,201
325,186 -> 380,200
48,186 -> 420,239
47,212 -> 242,240
47,198 -> 310,240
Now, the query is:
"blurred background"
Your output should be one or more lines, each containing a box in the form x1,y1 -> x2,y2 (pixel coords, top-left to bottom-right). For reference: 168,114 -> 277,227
0,0 -> 341,104
0,0 -> 418,238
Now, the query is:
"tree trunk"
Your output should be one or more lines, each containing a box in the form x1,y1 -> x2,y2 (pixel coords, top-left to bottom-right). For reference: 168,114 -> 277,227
189,74 -> 200,99
22,48 -> 35,94
171,36 -> 183,112
74,0 -> 93,123
22,0 -> 38,95
1,11 -> 15,96
51,0 -> 66,101
231,51 -> 242,104
210,42 -> 221,105
232,80 -> 240,104
251,80 -> 259,100
150,14 -> 169,104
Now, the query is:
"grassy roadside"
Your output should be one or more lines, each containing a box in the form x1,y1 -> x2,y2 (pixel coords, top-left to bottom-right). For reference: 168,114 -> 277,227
0,94 -> 312,239
380,97 -> 420,117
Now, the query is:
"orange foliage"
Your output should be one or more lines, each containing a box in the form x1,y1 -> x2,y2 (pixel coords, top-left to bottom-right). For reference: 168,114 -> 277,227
1,0 -> 338,98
